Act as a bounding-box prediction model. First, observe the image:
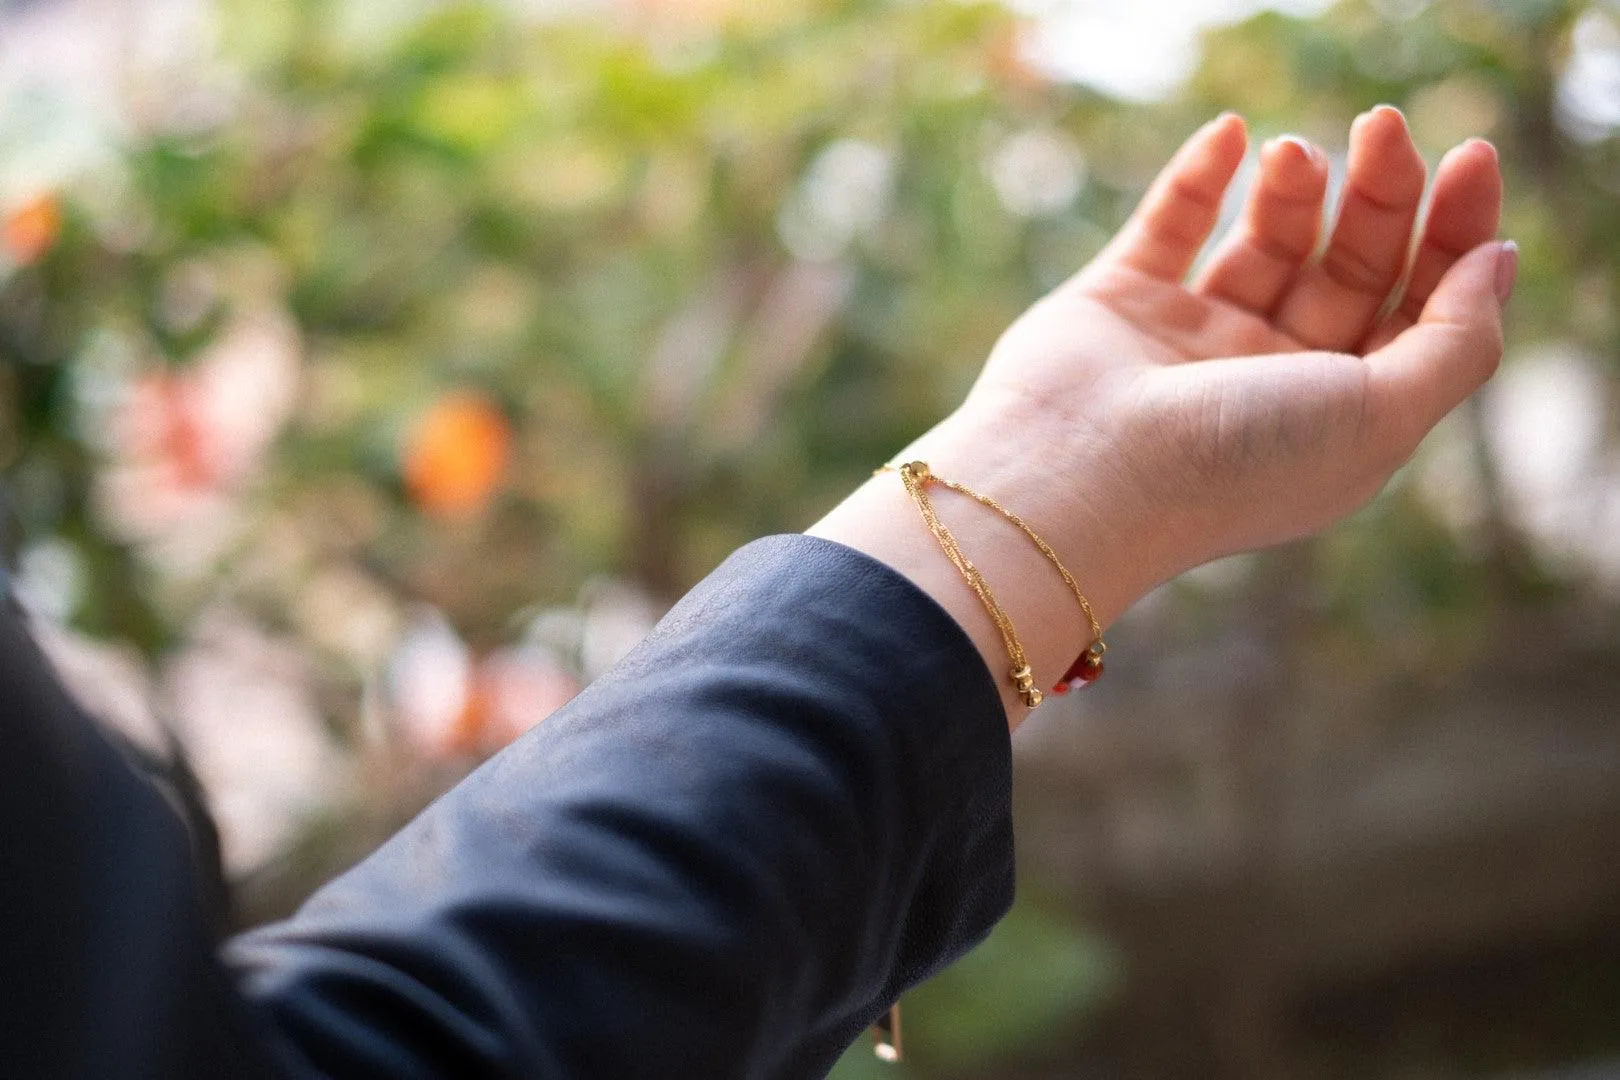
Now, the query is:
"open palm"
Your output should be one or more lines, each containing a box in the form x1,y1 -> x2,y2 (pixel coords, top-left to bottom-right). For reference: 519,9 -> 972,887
957,108 -> 1509,579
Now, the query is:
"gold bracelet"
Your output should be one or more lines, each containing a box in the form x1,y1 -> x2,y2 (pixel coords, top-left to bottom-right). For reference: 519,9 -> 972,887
867,460 -> 1108,1065
882,461 -> 1108,707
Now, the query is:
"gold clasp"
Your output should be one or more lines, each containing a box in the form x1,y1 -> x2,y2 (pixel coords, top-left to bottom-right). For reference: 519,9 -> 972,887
903,461 -> 930,483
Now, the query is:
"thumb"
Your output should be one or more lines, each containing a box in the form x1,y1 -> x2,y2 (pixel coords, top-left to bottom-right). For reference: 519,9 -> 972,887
1367,240 -> 1515,441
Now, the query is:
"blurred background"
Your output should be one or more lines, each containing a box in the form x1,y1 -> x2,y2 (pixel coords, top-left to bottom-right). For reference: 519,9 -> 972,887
3,0 -> 1620,1076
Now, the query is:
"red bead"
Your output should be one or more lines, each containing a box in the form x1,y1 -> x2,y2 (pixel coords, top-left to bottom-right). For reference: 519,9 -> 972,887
1050,680 -> 1071,695
1055,651 -> 1104,693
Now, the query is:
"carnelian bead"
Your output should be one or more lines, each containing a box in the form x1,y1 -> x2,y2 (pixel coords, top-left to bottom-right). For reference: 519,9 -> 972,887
1055,651 -> 1104,692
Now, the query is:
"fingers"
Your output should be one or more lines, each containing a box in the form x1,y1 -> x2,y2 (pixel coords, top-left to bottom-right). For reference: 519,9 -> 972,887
1194,135 -> 1330,315
1272,106 -> 1428,350
1366,240 -> 1514,446
1094,112 -> 1249,282
1361,139 -> 1503,351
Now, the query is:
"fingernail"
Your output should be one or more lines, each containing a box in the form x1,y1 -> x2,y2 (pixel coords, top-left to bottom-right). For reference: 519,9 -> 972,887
1440,138 -> 1496,169
1371,103 -> 1407,124
1276,135 -> 1325,167
1494,240 -> 1519,306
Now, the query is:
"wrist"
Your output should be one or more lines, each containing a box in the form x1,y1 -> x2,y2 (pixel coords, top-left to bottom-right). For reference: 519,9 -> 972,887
912,408 -> 1167,627
805,413 -> 1160,731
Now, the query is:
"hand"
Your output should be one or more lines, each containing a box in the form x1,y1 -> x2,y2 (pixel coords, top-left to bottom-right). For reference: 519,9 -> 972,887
811,109 -> 1511,725
957,107 -> 1508,587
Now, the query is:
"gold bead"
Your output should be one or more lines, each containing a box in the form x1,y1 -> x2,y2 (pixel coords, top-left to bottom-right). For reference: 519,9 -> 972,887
906,461 -> 930,483
1021,687 -> 1043,708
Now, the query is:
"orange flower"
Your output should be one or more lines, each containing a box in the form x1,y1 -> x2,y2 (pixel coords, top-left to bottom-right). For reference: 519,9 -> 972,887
443,677 -> 493,758
126,374 -> 219,489
4,194 -> 63,266
403,392 -> 512,518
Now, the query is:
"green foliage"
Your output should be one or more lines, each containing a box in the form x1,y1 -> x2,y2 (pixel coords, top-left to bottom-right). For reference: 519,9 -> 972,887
4,0 -> 1120,654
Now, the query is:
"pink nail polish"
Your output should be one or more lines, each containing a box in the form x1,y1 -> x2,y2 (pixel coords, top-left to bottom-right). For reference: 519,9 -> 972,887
1495,240 -> 1519,305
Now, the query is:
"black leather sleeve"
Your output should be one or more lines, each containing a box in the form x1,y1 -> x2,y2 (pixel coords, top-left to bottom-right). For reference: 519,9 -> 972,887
2,534 -> 1015,1080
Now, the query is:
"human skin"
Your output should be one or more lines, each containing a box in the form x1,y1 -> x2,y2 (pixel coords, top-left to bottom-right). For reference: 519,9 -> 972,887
807,108 -> 1513,730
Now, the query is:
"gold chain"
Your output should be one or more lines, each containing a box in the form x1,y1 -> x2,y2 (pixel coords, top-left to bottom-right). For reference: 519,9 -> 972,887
871,459 -> 1107,1064
882,461 -> 1105,709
